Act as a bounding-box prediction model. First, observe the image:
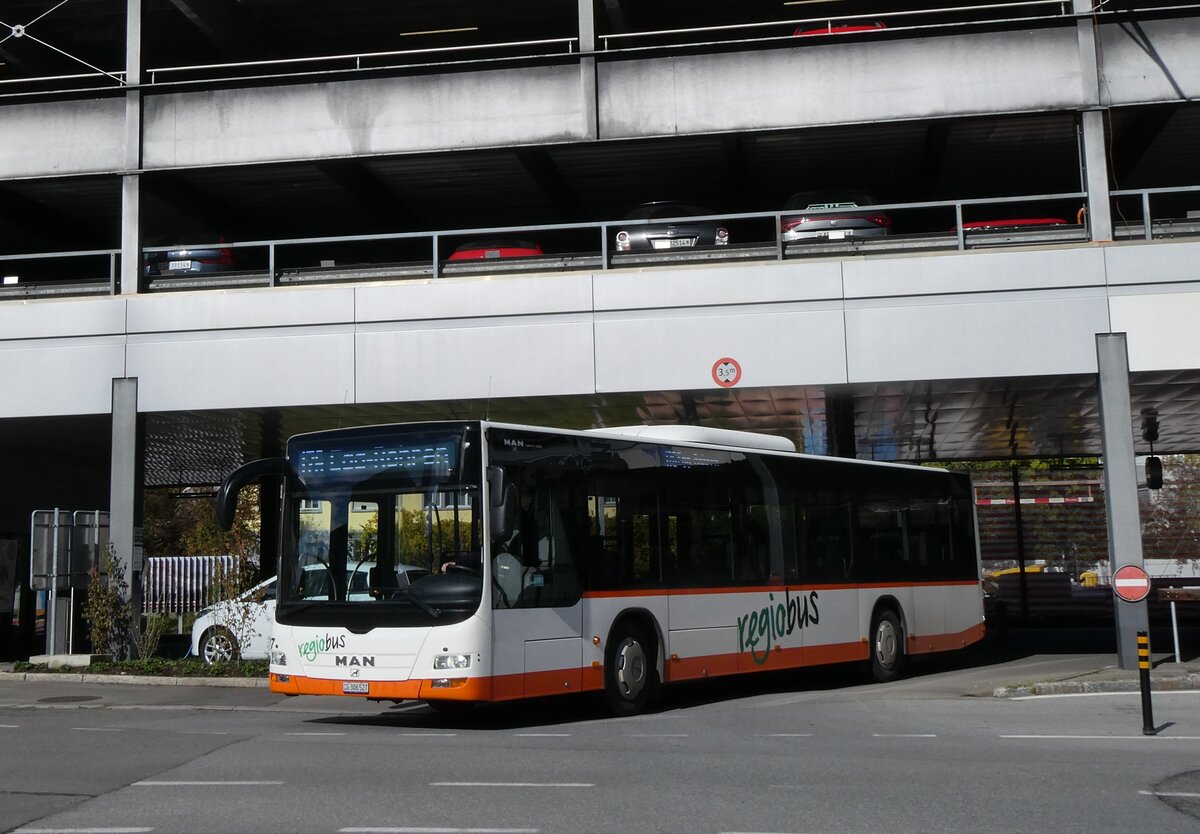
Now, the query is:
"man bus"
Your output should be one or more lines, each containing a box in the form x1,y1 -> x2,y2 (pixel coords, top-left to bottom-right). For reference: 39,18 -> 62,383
216,421 -> 983,715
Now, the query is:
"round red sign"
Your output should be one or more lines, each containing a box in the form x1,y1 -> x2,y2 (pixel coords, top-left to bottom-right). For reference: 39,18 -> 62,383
1112,564 -> 1152,603
712,357 -> 742,388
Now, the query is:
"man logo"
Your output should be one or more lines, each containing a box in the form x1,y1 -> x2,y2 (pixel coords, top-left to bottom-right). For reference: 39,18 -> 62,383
335,655 -> 376,667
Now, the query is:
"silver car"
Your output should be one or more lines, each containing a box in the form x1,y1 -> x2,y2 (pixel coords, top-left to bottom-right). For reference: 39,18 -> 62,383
781,191 -> 893,241
614,201 -> 730,252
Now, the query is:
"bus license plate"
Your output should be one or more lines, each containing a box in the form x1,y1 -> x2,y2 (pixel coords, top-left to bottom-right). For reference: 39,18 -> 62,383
342,681 -> 369,694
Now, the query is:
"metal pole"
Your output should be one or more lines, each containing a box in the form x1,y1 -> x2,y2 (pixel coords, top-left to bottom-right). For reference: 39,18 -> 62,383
1170,596 -> 1182,665
48,509 -> 59,656
1137,631 -> 1156,735
1011,465 -> 1029,623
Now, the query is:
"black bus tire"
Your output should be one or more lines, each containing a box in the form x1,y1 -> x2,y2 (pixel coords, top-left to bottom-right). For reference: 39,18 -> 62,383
604,621 -> 656,716
869,609 -> 904,683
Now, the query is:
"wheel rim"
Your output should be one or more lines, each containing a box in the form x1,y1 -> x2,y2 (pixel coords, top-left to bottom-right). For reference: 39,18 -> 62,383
203,632 -> 234,663
875,618 -> 899,672
614,637 -> 647,700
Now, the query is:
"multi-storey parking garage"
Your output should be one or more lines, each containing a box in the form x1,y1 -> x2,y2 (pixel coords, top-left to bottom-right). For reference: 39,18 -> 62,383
1,2 -> 1199,656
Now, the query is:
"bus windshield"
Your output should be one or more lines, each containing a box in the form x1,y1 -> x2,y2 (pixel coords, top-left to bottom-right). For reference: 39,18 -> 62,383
278,425 -> 484,627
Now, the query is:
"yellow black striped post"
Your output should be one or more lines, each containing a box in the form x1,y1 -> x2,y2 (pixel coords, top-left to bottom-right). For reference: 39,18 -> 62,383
1137,630 -> 1156,735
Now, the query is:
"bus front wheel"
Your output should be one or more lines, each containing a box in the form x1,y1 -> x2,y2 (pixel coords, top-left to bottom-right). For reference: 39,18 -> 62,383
604,621 -> 656,716
869,609 -> 904,683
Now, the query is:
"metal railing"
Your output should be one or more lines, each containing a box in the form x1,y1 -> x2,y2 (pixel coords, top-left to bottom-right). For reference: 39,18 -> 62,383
10,186 -> 1200,301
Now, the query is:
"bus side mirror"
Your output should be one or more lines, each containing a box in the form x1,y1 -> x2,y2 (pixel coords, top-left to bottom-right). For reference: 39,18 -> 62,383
215,457 -> 289,530
488,466 -> 517,541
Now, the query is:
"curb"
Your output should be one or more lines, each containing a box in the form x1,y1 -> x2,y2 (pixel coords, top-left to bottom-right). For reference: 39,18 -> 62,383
994,673 -> 1200,697
1,672 -> 268,688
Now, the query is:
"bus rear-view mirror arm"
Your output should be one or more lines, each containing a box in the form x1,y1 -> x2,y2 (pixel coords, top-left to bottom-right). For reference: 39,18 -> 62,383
215,457 -> 290,530
487,465 -> 517,542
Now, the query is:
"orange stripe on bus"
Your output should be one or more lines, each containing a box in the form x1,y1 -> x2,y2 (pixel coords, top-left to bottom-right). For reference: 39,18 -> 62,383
905,622 -> 985,655
269,622 -> 984,701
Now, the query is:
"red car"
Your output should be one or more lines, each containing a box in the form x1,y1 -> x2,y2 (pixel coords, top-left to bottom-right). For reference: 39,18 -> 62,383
448,240 -> 544,260
960,218 -> 1068,231
794,22 -> 887,36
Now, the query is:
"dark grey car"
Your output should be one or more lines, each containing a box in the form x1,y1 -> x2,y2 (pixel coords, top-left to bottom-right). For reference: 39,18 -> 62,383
613,201 -> 730,252
143,245 -> 237,277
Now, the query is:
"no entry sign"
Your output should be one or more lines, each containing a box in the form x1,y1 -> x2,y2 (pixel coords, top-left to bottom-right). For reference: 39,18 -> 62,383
1113,564 -> 1152,603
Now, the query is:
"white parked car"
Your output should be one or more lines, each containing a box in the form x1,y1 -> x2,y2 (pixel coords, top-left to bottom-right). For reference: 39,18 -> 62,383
190,576 -> 276,663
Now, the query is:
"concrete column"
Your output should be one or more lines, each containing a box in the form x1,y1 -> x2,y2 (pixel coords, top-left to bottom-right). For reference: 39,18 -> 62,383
1074,1 -> 1112,242
1080,110 -> 1113,243
120,0 -> 143,294
1095,334 -> 1149,670
110,378 -> 145,655
579,0 -> 598,141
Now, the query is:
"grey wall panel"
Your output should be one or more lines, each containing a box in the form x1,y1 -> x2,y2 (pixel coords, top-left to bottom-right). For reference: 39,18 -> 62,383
599,29 -> 1082,139
1100,18 -> 1200,105
126,328 -> 355,411
126,287 -> 355,333
0,99 -> 125,179
844,247 -> 1106,299
355,316 -> 595,402
1104,241 -> 1200,287
0,297 -> 127,340
846,289 -> 1110,381
593,261 -> 842,310
594,304 -> 847,392
1110,287 -> 1200,372
143,67 -> 585,168
0,338 -> 126,417
355,273 -> 592,324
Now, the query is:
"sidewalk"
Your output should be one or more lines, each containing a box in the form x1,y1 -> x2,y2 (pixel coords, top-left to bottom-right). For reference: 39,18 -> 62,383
991,657 -> 1200,697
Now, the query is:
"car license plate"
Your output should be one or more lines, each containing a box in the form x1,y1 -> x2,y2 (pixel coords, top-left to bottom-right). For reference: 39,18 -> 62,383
342,681 -> 369,694
828,230 -> 847,241
651,238 -> 697,250
167,260 -> 192,271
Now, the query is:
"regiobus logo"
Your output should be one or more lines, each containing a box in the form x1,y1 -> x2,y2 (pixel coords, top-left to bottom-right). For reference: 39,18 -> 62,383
298,633 -> 347,662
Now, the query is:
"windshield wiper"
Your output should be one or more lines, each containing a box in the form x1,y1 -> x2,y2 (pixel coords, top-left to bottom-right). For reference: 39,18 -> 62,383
395,587 -> 442,618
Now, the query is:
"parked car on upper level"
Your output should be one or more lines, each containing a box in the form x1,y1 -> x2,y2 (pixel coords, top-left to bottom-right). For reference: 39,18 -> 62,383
794,22 -> 887,36
143,244 -> 237,277
781,191 -> 893,241
959,217 -> 1069,232
614,201 -> 730,252
448,240 -> 544,260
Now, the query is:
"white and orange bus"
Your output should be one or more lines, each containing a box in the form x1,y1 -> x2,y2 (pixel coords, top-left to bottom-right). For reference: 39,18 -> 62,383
216,421 -> 984,715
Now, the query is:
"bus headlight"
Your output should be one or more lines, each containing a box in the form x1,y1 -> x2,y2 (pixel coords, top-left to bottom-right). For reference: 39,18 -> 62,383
434,654 -> 471,670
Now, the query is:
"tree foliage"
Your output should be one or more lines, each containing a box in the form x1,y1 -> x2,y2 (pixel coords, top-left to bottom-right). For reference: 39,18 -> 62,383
143,485 -> 261,560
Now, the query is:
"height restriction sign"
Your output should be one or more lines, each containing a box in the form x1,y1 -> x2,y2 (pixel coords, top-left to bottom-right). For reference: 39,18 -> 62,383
1112,564 -> 1152,603
712,357 -> 742,388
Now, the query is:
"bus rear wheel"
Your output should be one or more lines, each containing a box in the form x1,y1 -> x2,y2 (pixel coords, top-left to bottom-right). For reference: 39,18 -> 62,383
604,621 -> 656,716
869,609 -> 904,683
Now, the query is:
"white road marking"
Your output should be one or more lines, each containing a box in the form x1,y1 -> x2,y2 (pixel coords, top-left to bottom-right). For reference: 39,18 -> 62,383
1140,790 -> 1200,798
177,731 -> 229,736
399,733 -> 457,737
0,723 -> 18,728
339,828 -> 539,833
1001,734 -> 1200,740
872,733 -> 937,738
515,733 -> 571,737
755,733 -> 813,738
625,733 -> 688,738
430,782 -> 593,788
286,731 -> 346,736
70,728 -> 122,733
133,780 -> 284,786
15,829 -> 154,833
